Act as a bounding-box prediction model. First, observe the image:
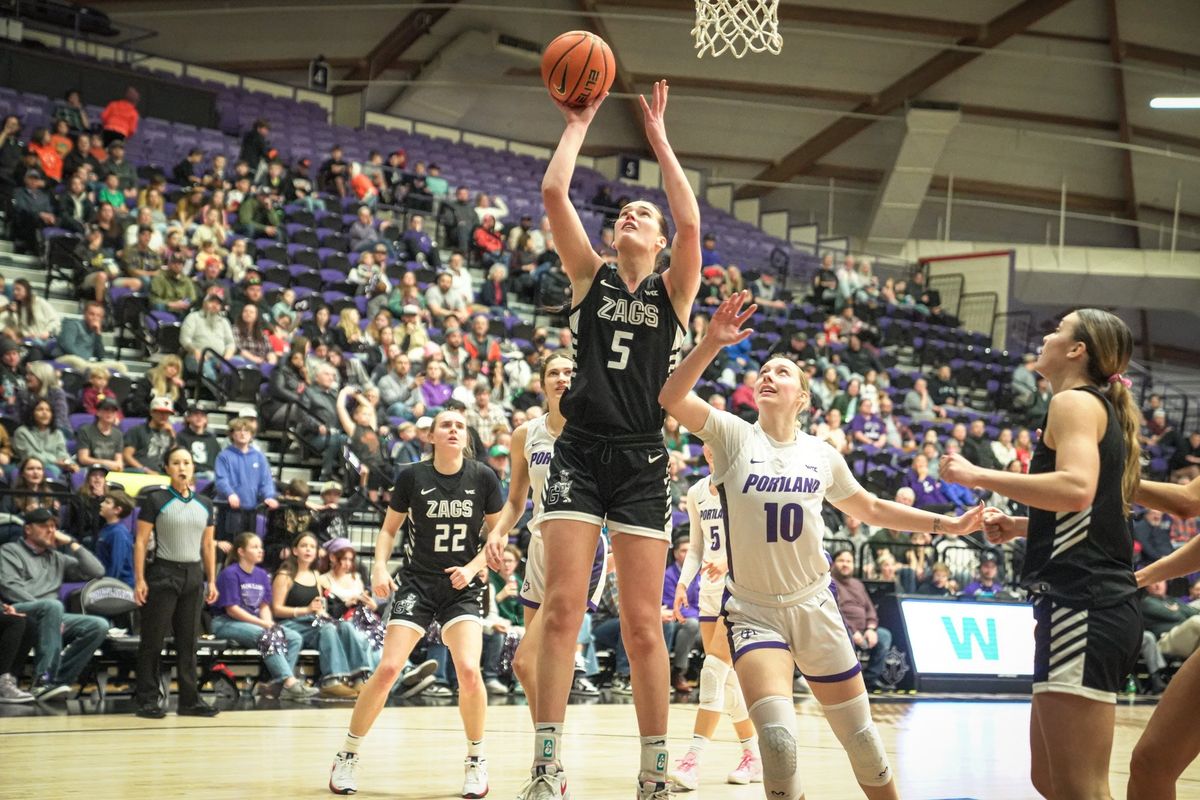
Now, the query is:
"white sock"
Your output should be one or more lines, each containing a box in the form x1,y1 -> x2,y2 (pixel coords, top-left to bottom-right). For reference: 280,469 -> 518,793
467,738 -> 484,759
342,731 -> 362,755
740,734 -> 759,757
688,734 -> 709,756
640,734 -> 669,783
534,722 -> 561,767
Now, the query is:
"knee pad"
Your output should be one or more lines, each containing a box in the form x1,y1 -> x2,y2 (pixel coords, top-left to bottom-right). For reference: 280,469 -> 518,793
698,655 -> 730,713
748,696 -> 803,800
723,668 -> 748,723
822,693 -> 892,787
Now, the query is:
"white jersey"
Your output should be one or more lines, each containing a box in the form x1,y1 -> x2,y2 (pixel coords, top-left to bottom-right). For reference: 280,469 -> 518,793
680,476 -> 726,591
522,415 -> 558,538
698,408 -> 862,604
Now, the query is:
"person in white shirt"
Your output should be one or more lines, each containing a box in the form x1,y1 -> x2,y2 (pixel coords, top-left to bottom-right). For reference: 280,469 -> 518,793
660,292 -> 982,800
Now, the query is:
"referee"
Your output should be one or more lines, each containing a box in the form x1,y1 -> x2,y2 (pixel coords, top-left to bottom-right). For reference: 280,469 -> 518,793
133,445 -> 219,718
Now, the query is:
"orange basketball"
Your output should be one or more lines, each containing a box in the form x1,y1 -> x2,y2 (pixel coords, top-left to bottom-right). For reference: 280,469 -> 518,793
541,31 -> 616,108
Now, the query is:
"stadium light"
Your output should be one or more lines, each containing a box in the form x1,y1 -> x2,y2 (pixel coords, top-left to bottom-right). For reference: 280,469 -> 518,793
1149,97 -> 1200,109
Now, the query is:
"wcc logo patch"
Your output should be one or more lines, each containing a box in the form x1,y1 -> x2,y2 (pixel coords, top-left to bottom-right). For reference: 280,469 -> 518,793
547,470 -> 573,505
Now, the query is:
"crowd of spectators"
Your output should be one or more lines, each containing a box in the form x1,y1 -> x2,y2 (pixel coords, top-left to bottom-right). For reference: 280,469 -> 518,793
0,82 -> 1197,706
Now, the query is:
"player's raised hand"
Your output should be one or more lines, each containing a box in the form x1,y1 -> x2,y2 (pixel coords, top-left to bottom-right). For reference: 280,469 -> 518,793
556,91 -> 608,128
639,79 -> 669,144
707,291 -> 757,348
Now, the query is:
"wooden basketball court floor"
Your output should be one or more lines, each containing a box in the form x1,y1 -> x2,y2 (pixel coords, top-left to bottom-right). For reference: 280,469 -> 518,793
2,695 -> 1196,799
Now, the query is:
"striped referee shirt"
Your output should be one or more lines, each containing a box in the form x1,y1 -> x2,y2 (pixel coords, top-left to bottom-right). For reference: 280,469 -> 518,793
138,487 -> 214,563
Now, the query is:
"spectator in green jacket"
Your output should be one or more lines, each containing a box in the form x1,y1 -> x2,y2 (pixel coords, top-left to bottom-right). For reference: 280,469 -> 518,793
149,253 -> 198,313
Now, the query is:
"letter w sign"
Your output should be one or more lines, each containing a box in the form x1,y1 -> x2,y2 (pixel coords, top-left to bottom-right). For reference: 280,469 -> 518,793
941,616 -> 999,661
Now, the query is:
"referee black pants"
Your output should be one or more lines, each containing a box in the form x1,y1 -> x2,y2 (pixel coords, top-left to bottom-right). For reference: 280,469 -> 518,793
136,559 -> 203,709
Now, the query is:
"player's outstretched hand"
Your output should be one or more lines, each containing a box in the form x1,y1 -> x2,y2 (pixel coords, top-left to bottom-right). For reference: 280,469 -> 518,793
484,528 -> 507,571
639,79 -> 669,144
701,557 -> 728,580
707,291 -> 757,349
939,453 -> 979,488
943,502 -> 985,536
556,91 -> 608,128
371,564 -> 397,598
982,507 -> 1022,545
445,565 -> 475,591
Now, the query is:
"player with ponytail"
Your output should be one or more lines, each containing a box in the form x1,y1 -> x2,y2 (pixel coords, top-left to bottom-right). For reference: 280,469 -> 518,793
942,307 -> 1141,799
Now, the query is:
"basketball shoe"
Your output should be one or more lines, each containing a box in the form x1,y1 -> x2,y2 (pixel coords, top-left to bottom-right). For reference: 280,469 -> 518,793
462,756 -> 488,798
329,752 -> 358,795
726,750 -> 763,784
515,764 -> 570,799
636,779 -> 670,799
667,751 -> 699,791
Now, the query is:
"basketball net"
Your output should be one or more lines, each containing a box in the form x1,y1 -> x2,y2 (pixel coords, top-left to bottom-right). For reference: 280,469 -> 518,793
692,0 -> 782,58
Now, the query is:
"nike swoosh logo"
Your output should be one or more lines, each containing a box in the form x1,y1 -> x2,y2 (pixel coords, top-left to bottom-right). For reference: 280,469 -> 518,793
421,488 -> 436,495
750,458 -> 766,464
555,65 -> 568,95
600,280 -> 623,291
649,453 -> 664,464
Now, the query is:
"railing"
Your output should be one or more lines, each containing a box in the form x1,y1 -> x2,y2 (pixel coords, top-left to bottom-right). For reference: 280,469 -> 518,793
957,291 -> 998,345
992,310 -> 1034,354
190,347 -> 262,407
928,273 -> 964,320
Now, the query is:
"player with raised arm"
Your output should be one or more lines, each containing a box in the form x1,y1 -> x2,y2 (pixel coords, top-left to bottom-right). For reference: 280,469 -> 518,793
329,409 -> 504,799
526,79 -> 702,800
668,443 -> 763,791
661,292 -> 982,800
942,308 -> 1141,800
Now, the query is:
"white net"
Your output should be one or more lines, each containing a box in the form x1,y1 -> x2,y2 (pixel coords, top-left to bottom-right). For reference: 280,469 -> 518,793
692,0 -> 782,59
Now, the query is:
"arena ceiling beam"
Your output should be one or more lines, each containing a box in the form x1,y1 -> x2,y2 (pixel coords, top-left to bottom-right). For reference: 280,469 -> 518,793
1121,42 -> 1200,72
734,0 -> 1076,200
1105,0 -> 1138,222
331,0 -> 460,96
199,58 -> 423,74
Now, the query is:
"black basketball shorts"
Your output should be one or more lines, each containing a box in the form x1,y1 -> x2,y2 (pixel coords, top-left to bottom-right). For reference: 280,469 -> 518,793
540,429 -> 671,541
386,569 -> 485,634
1032,595 -> 1141,703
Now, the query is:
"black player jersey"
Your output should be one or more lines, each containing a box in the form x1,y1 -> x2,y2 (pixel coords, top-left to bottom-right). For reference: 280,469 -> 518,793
559,264 -> 685,436
388,459 -> 504,577
1022,386 -> 1136,608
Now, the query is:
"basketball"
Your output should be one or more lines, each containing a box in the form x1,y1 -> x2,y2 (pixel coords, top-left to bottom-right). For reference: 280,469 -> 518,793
540,30 -> 616,108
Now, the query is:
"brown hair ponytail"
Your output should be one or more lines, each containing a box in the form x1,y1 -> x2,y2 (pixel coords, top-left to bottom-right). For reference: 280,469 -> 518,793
1072,308 -> 1140,516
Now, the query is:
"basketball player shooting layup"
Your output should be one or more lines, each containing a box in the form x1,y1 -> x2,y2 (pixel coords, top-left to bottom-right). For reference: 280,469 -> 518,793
526,79 -> 701,800
662,292 -> 983,800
